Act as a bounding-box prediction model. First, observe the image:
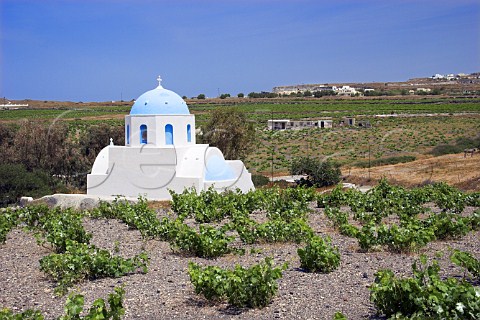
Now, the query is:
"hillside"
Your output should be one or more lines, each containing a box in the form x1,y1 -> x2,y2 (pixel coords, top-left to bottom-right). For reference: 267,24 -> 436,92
345,153 -> 480,191
272,74 -> 480,95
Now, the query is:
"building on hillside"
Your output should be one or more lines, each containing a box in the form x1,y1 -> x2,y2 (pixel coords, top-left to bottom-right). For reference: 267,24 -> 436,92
416,88 -> 432,93
272,83 -> 366,96
267,119 -> 333,130
267,119 -> 291,130
357,120 -> 371,128
340,117 -> 355,126
87,76 -> 254,200
336,86 -> 360,96
318,119 -> 333,128
0,100 -> 29,109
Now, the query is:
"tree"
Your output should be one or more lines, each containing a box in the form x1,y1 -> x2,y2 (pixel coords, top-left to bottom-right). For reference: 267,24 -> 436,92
303,90 -> 312,97
313,90 -> 336,98
219,93 -> 231,99
201,108 -> 256,160
290,156 -> 341,187
79,123 -> 124,164
247,92 -> 278,98
0,164 -> 60,207
237,93 -> 244,98
197,94 -> 206,99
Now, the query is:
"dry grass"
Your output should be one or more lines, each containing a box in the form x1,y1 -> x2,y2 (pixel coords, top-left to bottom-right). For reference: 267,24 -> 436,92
345,153 -> 480,191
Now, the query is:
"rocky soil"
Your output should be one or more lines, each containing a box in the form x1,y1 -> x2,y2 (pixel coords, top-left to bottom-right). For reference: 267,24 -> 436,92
0,203 -> 479,320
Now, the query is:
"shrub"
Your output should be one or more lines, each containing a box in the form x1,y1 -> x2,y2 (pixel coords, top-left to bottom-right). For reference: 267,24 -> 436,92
450,249 -> 480,281
370,256 -> 480,319
430,135 -> 480,156
430,144 -> 462,156
40,240 -> 148,294
188,257 -> 288,308
0,208 -> 21,243
35,207 -> 93,253
252,174 -> 269,187
298,235 -> 340,273
254,218 -> 314,243
0,164 -> 58,207
354,155 -> 416,168
170,223 -> 235,258
90,197 -> 162,239
0,287 -> 125,319
290,157 -> 341,187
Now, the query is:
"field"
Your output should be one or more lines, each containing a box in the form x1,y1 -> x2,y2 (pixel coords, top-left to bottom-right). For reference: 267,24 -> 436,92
5,96 -> 479,190
1,186 -> 479,319
1,96 -> 480,319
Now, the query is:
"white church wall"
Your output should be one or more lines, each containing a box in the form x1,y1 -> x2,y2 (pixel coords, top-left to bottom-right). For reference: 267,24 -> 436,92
88,146 -> 179,199
176,145 -> 209,177
128,116 -> 157,147
91,146 -> 109,174
87,77 -> 254,200
153,114 -> 195,147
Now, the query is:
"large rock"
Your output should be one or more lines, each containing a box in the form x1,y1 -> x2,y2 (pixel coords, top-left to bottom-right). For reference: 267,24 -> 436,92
19,197 -> 33,207
31,194 -> 139,210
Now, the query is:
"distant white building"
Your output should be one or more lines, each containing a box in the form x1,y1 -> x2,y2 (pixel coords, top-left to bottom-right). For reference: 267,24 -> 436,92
0,101 -> 29,109
340,117 -> 355,126
336,86 -> 360,96
318,119 -> 333,128
431,73 -> 456,81
267,119 -> 291,130
416,88 -> 432,93
87,77 -> 254,200
267,119 -> 333,130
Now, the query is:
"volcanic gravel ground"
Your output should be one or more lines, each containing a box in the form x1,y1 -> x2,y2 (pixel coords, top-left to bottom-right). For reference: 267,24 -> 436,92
0,203 -> 479,319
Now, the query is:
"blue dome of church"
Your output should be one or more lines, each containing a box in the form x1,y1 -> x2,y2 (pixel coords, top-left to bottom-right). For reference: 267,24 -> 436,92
130,77 -> 190,115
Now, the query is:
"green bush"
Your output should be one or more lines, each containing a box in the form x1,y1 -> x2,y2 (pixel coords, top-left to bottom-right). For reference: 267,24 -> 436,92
252,174 -> 269,187
354,155 -> 416,168
0,208 -> 21,243
170,223 -> 235,258
90,197 -> 162,239
430,135 -> 480,156
450,249 -> 480,281
40,240 -> 148,294
33,207 -> 92,253
333,312 -> 347,320
370,256 -> 480,319
298,235 -> 340,273
0,164 -> 59,207
0,287 -> 125,320
290,157 -> 341,187
188,257 -> 288,308
254,218 -> 314,244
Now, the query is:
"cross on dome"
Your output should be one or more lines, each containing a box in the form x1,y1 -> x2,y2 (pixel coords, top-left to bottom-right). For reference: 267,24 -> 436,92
157,75 -> 163,88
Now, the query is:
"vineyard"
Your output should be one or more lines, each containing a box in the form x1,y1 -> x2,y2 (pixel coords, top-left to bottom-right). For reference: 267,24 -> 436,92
1,182 -> 479,319
1,97 -> 479,193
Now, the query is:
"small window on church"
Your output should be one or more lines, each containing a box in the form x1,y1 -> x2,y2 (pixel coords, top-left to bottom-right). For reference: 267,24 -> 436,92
165,124 -> 173,145
187,124 -> 191,142
126,125 -> 130,144
140,124 -> 147,144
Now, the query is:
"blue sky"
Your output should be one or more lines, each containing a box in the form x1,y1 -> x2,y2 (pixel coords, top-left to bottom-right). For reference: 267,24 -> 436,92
1,0 -> 479,101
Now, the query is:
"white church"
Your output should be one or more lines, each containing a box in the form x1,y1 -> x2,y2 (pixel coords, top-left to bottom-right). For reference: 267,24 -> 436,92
87,77 -> 254,200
